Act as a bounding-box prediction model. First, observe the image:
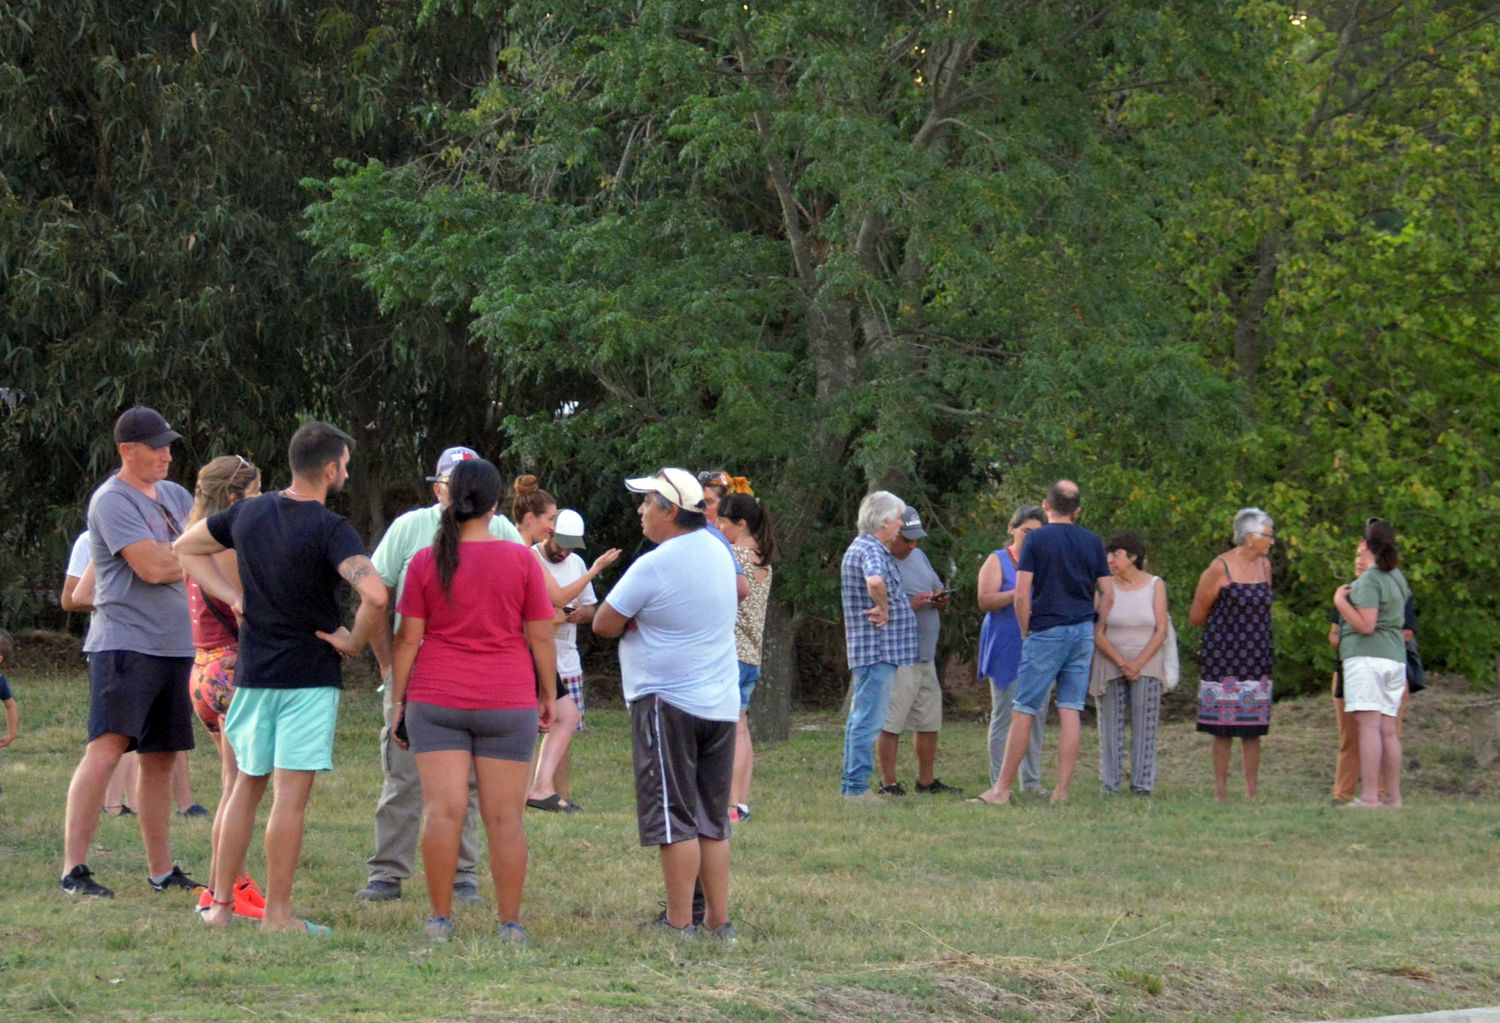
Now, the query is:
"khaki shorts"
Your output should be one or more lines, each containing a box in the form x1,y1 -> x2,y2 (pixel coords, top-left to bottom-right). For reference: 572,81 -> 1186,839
883,661 -> 942,734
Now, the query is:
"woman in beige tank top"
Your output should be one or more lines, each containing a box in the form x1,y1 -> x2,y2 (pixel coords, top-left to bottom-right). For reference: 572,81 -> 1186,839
1090,533 -> 1170,794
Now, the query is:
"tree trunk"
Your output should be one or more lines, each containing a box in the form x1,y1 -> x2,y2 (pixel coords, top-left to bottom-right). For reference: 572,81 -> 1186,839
752,597 -> 802,742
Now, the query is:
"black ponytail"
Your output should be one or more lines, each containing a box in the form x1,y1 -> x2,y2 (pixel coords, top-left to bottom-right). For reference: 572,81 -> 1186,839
435,459 -> 502,596
720,493 -> 779,566
1364,517 -> 1400,573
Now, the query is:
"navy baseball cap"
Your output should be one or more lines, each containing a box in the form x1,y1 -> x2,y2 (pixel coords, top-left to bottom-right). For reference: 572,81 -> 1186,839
114,407 -> 181,448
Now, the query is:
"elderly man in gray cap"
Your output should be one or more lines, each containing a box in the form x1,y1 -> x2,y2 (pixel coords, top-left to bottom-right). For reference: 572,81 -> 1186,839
875,506 -> 960,795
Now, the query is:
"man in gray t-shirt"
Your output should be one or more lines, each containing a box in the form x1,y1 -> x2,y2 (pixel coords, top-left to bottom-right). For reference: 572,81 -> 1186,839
59,407 -> 201,900
876,506 -> 961,795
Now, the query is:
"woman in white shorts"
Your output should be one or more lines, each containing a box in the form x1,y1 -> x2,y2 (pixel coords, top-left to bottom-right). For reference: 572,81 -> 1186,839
1333,518 -> 1411,809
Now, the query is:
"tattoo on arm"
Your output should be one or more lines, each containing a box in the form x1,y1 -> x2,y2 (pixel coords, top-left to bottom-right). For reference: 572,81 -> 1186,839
339,555 -> 376,588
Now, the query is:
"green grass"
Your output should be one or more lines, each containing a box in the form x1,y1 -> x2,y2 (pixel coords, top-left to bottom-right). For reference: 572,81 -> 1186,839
1,667 -> 1497,1022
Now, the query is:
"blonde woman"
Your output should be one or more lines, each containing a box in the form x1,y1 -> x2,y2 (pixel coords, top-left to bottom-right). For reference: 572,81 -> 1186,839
182,455 -> 266,917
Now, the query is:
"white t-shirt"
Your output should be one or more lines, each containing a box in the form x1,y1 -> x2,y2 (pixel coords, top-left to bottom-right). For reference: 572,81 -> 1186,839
605,528 -> 738,722
533,544 -> 596,677
67,531 -> 92,578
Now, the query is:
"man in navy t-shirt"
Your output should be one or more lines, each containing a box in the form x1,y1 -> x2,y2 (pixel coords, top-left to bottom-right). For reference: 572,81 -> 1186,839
176,421 -> 388,934
970,480 -> 1111,807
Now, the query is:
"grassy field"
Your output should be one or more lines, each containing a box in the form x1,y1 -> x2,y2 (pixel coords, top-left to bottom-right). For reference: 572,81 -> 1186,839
1,662 -> 1497,1023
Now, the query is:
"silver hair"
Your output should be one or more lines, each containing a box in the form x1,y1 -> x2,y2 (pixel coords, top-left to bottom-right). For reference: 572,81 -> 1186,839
1233,507 -> 1274,546
857,490 -> 906,535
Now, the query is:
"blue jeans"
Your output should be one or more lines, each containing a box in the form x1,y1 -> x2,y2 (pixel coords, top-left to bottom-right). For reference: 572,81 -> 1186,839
1013,621 -> 1095,715
841,662 -> 897,795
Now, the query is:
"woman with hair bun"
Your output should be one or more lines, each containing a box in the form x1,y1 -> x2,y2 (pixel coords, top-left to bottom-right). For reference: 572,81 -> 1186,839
390,458 -> 558,943
1334,518 -> 1411,808
717,490 -> 777,823
1189,507 -> 1276,801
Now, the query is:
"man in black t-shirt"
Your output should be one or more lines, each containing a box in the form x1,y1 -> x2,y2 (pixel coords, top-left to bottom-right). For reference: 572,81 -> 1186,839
971,480 -> 1112,807
176,422 -> 388,934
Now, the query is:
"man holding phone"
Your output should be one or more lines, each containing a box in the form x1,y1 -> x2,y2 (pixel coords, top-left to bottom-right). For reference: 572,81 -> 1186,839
875,506 -> 961,795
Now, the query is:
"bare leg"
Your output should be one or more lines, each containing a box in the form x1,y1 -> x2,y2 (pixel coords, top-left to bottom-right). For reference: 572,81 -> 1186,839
134,751 -> 176,877
730,710 -> 754,807
416,750 -> 473,920
975,711 -> 1035,804
527,698 -> 581,802
206,732 -> 236,888
1353,711 -> 1383,806
876,730 -> 900,787
555,750 -> 571,801
474,755 -> 531,923
913,731 -> 938,787
171,750 -> 194,812
261,769 -> 316,932
1379,715 -> 1402,807
660,839 -> 702,928
62,733 -> 129,872
104,750 -> 138,813
1241,736 -> 1262,800
1052,709 -> 1081,804
202,772 -> 268,927
698,837 -> 731,931
1211,736 -> 1232,801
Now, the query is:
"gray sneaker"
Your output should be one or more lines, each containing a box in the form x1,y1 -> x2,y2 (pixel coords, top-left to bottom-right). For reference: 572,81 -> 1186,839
423,915 -> 454,942
498,920 -> 528,945
709,922 -> 738,944
451,880 -> 484,905
645,910 -> 700,939
355,879 -> 402,902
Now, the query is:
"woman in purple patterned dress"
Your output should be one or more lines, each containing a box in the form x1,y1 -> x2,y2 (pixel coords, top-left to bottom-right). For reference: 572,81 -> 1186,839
1188,508 -> 1275,801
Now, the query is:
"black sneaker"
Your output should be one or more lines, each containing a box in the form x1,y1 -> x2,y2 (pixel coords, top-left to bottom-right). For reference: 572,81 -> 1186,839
177,803 -> 212,819
150,865 -> 205,892
916,778 -> 963,795
877,782 -> 907,796
60,864 -> 114,898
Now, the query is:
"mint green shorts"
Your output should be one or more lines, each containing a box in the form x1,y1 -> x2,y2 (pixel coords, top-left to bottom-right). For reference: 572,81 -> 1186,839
224,686 -> 340,776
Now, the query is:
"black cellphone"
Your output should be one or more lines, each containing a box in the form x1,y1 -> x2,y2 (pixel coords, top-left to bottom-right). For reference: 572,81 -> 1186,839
395,715 -> 409,745
564,605 -> 577,615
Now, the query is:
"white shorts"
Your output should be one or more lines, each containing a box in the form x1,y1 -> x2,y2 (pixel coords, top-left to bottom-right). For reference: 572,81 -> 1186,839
883,661 -> 942,734
1341,656 -> 1406,717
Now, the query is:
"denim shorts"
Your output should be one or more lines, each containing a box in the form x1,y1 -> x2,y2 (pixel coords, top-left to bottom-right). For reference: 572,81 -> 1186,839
1012,621 -> 1095,715
737,661 -> 761,711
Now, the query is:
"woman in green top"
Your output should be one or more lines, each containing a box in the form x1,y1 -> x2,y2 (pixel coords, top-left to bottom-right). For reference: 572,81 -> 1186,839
1333,518 -> 1411,809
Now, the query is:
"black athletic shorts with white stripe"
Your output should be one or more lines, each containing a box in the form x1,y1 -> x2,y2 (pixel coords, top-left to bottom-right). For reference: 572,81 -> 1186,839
630,694 -> 735,847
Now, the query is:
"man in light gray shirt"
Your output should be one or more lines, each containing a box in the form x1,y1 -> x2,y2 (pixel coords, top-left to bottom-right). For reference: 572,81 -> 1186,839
59,407 -> 202,898
876,506 -> 961,795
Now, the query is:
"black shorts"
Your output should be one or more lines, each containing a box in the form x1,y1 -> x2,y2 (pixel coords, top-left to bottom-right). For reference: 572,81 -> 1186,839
87,650 -> 196,754
630,694 -> 735,847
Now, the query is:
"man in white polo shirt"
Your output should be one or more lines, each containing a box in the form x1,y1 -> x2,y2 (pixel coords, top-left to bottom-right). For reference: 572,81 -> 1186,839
593,468 -> 739,941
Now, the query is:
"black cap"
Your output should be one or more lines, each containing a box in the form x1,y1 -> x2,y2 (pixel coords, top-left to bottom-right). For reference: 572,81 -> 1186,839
114,407 -> 181,448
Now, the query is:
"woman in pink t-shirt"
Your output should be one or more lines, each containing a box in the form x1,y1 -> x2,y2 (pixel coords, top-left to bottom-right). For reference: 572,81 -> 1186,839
391,458 -> 558,944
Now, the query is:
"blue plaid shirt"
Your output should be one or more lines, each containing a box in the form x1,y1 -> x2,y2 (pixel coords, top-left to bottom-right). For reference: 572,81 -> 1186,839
840,532 -> 919,670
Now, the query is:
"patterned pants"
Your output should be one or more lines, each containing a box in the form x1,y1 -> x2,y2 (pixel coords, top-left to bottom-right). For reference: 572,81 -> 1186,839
1097,676 -> 1162,794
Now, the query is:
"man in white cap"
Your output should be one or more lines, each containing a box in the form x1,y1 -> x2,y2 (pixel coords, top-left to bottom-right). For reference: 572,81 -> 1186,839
525,508 -> 596,812
355,446 -> 525,904
594,468 -> 739,940
875,505 -> 961,796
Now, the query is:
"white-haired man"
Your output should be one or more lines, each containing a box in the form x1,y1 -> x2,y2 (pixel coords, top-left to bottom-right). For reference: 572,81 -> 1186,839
838,490 -> 918,802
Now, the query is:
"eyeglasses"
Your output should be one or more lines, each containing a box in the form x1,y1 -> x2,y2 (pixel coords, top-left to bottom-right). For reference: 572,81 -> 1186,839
697,470 -> 732,490
154,502 -> 182,540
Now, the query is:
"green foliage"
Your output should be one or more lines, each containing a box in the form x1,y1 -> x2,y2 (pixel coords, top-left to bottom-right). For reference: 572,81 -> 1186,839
3,0 -> 1495,698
